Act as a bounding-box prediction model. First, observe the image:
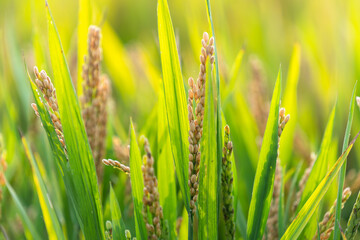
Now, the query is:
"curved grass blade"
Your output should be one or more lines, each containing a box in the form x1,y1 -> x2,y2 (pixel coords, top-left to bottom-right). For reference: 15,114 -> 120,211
281,132 -> 360,240
46,2 -> 104,238
5,179 -> 41,240
129,120 -> 147,239
110,185 -> 126,240
334,81 -> 357,240
280,44 -> 301,166
157,0 -> 190,211
284,162 -> 303,227
296,103 -> 336,238
246,68 -> 281,240
297,104 -> 336,210
22,137 -> 65,240
158,87 -> 177,239
223,48 -> 244,99
198,57 -> 217,240
205,0 -> 224,229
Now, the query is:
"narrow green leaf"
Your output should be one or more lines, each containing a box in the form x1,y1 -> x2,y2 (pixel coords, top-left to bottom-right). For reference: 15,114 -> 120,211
278,166 -> 285,237
129,120 -> 147,239
298,104 -> 336,210
280,44 -> 301,166
224,92 -> 259,213
281,132 -> 360,240
158,87 -> 177,239
157,0 -> 190,211
223,48 -> 244,99
5,179 -> 42,240
46,2 -> 104,238
198,56 -> 218,240
205,0 -> 223,230
22,137 -> 65,240
110,185 -> 126,240
247,68 -> 281,240
284,162 -> 303,228
296,103 -> 336,238
334,81 -> 357,240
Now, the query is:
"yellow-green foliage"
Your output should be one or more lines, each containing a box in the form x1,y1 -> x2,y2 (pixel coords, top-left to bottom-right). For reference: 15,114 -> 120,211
1,0 -> 360,239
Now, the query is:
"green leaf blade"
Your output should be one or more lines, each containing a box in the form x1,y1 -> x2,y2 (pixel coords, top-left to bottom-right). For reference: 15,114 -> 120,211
22,137 -> 65,240
158,87 -> 177,239
5,179 -> 42,240
129,120 -> 148,240
281,132 -> 360,240
110,185 -> 126,240
246,68 -> 281,240
280,44 -> 301,166
334,81 -> 357,240
198,59 -> 218,239
157,0 -> 190,212
46,3 -> 104,238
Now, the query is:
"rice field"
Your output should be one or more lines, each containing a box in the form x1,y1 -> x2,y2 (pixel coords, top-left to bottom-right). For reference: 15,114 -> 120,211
1,0 -> 360,239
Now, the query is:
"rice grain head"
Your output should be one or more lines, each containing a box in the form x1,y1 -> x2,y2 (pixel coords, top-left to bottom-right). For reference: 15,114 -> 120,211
187,32 -> 215,214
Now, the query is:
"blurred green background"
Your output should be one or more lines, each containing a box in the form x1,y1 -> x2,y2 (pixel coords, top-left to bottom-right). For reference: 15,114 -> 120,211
1,0 -> 360,238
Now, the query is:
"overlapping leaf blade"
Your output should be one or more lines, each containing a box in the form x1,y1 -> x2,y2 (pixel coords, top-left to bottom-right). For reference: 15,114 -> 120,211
5,179 -> 41,240
280,44 -> 301,166
46,3 -> 104,238
334,81 -> 357,240
281,132 -> 360,240
205,0 -> 224,230
247,69 -> 281,240
158,87 -> 177,239
110,185 -> 126,240
296,103 -> 336,238
22,137 -> 65,240
157,0 -> 190,211
129,120 -> 147,239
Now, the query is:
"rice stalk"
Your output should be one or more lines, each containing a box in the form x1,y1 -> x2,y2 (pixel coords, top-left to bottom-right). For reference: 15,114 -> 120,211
221,125 -> 235,239
313,187 -> 351,240
265,107 -> 290,240
346,190 -> 360,239
102,159 -> 130,174
31,66 -> 66,151
292,152 -> 316,214
80,25 -> 110,178
141,136 -> 165,239
187,32 -> 214,214
249,57 -> 268,136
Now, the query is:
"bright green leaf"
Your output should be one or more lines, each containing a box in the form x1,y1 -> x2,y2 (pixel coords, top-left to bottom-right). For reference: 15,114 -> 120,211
334,81 -> 357,240
110,185 -> 126,240
129,120 -> 147,239
157,87 -> 177,239
46,3 -> 104,238
281,132 -> 360,240
198,55 -> 218,240
22,137 -> 65,240
157,0 -> 190,211
247,68 -> 281,240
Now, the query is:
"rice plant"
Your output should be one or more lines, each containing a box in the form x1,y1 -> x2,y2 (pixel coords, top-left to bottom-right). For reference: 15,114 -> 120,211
2,0 -> 360,239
